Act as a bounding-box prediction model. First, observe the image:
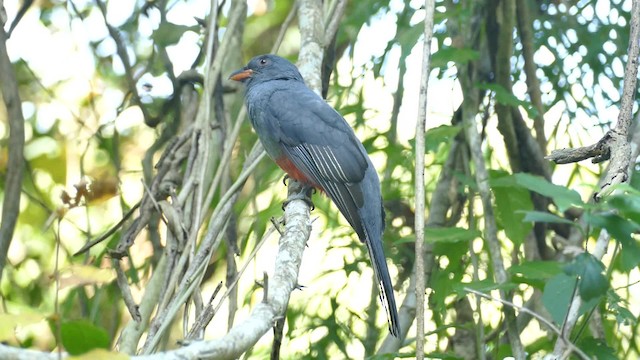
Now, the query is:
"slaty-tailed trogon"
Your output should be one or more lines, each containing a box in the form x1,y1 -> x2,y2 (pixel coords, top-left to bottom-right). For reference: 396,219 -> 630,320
229,54 -> 400,337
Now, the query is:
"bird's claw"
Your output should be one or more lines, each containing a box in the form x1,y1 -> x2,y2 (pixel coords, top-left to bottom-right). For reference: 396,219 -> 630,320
282,174 -> 290,186
282,185 -> 315,211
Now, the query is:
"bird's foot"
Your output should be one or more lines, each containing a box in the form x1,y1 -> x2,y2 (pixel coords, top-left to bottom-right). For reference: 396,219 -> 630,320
282,182 -> 315,210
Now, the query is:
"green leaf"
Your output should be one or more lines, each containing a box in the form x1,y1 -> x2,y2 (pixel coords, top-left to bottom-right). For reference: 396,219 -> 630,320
508,261 -> 563,280
608,292 -> 637,326
476,83 -> 538,118
513,173 -> 584,212
425,227 -> 481,244
564,253 -> 608,301
152,22 -> 199,47
521,210 -> 577,226
432,47 -> 479,69
424,125 -> 461,153
542,273 -> 576,324
586,213 -> 640,270
492,183 -> 533,245
607,193 -> 640,225
60,320 -> 110,355
578,337 -> 617,360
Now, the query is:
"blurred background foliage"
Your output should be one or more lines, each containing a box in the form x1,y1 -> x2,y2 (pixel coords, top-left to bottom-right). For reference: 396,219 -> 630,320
0,0 -> 639,358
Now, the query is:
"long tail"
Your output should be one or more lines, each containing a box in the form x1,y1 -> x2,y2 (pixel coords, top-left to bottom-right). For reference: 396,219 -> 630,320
364,230 -> 400,337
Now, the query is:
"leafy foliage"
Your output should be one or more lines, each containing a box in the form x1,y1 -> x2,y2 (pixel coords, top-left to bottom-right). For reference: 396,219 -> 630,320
0,0 -> 639,358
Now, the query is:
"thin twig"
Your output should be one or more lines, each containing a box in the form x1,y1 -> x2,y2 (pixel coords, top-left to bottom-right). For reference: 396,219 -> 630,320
323,0 -> 346,45
209,223 -> 278,323
54,220 -> 62,360
141,149 -> 266,353
262,272 -> 269,303
94,0 -> 151,124
464,288 -> 590,360
414,0 -> 436,357
114,259 -> 141,322
185,281 -> 223,340
272,2 -> 298,54
516,0 -> 547,150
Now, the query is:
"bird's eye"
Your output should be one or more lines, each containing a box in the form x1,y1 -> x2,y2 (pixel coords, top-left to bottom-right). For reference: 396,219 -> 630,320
259,58 -> 268,66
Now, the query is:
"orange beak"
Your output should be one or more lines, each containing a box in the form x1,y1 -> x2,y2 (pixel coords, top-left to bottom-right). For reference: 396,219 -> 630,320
229,68 -> 254,81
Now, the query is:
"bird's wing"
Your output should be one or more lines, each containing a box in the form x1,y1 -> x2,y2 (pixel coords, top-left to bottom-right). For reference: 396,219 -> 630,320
267,86 -> 370,238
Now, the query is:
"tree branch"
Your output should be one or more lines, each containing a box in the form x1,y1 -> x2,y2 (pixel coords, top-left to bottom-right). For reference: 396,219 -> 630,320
0,9 -> 26,286
139,194 -> 310,360
516,0 -> 547,151
458,4 -> 525,354
547,0 -> 639,201
494,0 -> 522,173
548,5 -> 640,357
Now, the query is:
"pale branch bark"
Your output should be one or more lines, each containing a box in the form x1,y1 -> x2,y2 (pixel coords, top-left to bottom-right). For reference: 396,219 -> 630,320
0,344 -> 63,360
547,0 -> 639,201
545,141 -> 608,164
0,10 -> 26,286
297,0 -> 325,95
414,0 -> 436,358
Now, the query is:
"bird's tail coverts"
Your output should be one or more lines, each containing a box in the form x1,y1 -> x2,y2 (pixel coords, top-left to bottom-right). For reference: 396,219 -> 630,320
364,229 -> 400,337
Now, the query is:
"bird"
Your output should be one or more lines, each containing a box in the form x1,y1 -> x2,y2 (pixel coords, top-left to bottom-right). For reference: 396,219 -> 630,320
229,54 -> 400,337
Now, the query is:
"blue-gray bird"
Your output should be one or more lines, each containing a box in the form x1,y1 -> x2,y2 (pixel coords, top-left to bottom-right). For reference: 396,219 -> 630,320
230,54 -> 399,336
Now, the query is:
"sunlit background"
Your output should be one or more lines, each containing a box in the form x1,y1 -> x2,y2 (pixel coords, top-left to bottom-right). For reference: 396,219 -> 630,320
1,0 -> 638,358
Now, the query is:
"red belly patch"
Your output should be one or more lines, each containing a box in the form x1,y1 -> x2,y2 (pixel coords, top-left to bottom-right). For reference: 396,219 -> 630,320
275,156 -> 318,188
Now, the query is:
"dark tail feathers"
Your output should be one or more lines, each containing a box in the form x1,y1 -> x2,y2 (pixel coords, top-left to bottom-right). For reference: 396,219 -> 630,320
365,232 -> 400,337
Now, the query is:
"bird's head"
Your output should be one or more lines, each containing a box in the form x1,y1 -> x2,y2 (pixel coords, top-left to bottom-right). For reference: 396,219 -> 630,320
229,54 -> 304,86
